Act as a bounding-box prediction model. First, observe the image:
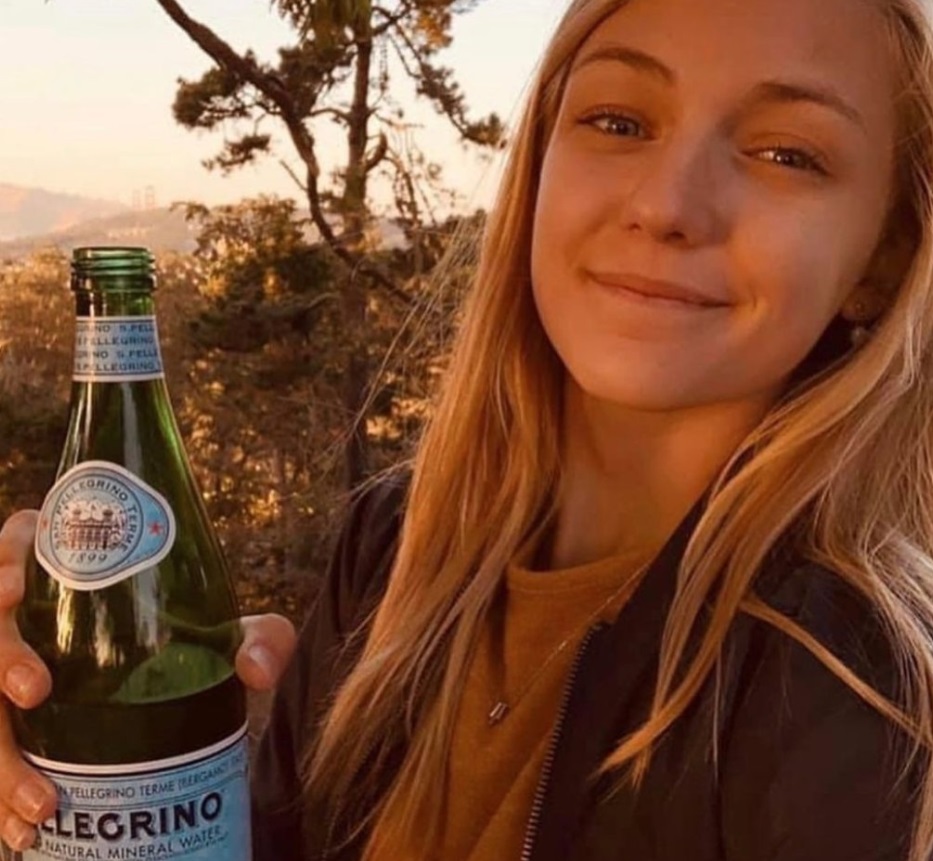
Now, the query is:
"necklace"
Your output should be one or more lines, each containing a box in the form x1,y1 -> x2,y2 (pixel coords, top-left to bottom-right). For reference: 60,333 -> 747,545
487,560 -> 650,727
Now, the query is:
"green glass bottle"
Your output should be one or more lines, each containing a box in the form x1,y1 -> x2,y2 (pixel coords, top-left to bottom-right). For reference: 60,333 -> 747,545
11,247 -> 250,861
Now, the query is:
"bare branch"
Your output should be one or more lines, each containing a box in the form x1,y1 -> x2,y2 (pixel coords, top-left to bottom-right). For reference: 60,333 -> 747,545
365,132 -> 390,173
388,18 -> 501,147
278,159 -> 308,194
372,2 -> 411,37
155,1 -> 339,242
387,30 -> 420,82
153,0 -> 410,301
155,0 -> 293,112
309,107 -> 352,123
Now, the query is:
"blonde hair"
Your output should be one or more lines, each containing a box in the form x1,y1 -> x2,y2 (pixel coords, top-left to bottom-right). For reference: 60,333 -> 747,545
308,1 -> 933,859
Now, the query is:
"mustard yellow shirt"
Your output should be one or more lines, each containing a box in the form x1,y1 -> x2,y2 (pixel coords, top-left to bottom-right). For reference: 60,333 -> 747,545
368,550 -> 646,860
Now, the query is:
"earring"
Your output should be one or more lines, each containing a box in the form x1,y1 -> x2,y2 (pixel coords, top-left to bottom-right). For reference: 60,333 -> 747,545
850,323 -> 871,349
848,298 -> 872,349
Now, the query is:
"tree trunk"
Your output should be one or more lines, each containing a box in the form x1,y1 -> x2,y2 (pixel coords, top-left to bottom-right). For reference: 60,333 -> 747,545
341,21 -> 374,490
343,321 -> 369,488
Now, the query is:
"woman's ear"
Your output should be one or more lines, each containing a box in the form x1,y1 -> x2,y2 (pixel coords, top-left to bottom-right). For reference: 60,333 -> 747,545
839,280 -> 889,325
841,206 -> 917,325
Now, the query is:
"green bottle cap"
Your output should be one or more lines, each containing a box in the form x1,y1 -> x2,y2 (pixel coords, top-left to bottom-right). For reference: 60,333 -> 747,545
71,247 -> 156,292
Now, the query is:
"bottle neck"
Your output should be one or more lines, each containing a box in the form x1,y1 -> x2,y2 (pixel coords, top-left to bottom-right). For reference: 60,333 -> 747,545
72,291 -> 165,384
64,290 -> 180,473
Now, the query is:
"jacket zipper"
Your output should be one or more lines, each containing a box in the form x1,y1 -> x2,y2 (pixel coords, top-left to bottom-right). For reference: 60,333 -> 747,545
519,624 -> 601,861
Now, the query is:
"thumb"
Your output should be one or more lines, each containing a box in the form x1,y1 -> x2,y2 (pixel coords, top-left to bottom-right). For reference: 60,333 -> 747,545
235,614 -> 297,692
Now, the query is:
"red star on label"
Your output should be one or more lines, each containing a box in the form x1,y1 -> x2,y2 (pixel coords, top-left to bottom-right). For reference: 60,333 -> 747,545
149,522 -> 164,536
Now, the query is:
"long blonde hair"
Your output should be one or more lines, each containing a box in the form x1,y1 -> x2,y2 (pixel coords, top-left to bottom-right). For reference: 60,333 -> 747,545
308,1 -> 933,859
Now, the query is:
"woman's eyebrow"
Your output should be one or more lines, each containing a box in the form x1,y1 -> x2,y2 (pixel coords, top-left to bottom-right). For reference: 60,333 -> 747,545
571,43 -> 867,135
743,80 -> 868,133
572,44 -> 675,85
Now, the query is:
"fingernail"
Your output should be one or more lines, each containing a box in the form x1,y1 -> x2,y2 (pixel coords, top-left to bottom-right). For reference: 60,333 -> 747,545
3,816 -> 36,851
247,645 -> 276,681
5,665 -> 37,703
13,782 -> 50,820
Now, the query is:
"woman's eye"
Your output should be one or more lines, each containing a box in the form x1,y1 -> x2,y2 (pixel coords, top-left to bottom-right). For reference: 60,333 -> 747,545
581,111 -> 646,138
753,146 -> 828,175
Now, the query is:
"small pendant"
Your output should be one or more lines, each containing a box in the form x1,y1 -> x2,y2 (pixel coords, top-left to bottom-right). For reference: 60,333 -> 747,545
488,701 -> 510,726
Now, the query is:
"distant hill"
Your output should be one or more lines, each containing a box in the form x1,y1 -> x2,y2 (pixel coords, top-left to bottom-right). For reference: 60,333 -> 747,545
0,207 -> 198,260
0,184 -> 418,262
0,183 -> 130,241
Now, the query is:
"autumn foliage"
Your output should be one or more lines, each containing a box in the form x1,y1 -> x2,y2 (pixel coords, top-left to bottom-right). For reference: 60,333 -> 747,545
0,198 -> 480,619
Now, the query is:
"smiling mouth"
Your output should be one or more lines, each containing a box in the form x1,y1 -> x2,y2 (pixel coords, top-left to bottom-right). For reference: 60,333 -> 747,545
587,271 -> 731,309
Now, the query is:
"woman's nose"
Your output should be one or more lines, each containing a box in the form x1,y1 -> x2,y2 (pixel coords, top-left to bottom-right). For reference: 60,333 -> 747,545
620,135 -> 728,247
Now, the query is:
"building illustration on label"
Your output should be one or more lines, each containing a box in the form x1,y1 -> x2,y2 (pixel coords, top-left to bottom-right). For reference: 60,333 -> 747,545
35,462 -> 177,591
62,499 -> 129,552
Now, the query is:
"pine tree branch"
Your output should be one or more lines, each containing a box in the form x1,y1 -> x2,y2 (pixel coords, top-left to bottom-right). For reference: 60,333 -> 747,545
154,0 -> 413,305
388,20 -> 488,144
154,0 -> 343,264
155,0 -> 293,117
372,2 -> 413,37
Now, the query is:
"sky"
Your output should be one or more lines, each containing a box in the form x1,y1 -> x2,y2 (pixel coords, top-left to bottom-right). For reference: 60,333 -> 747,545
0,0 -> 568,212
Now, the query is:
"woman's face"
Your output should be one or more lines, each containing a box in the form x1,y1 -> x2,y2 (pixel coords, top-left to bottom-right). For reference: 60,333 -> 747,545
531,0 -> 899,413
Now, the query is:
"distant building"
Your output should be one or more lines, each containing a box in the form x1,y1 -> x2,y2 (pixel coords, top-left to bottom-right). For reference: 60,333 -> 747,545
132,186 -> 158,211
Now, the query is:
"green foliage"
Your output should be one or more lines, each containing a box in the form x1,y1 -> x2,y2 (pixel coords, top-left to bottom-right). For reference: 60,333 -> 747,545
173,64 -> 249,129
275,0 -> 371,37
180,197 -> 339,353
276,42 -> 354,114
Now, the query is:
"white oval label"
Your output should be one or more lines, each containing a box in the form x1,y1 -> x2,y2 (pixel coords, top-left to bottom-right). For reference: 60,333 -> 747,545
35,462 -> 177,591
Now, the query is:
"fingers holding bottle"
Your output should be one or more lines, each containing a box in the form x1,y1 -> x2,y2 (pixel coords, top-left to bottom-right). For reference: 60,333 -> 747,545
0,511 -> 57,854
0,698 -> 57,853
235,614 -> 297,692
0,511 -> 35,609
0,512 -> 299,851
0,512 -> 51,710
0,677 -> 50,850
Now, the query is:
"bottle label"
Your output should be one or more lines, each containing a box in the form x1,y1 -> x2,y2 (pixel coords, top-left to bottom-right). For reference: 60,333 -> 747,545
21,726 -> 251,861
35,462 -> 177,592
74,317 -> 164,382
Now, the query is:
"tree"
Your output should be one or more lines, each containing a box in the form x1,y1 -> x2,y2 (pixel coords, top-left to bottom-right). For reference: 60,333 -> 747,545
0,251 -> 71,520
156,0 -> 503,487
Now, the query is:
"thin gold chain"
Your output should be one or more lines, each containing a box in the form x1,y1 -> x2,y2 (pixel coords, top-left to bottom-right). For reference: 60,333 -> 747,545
487,560 -> 650,726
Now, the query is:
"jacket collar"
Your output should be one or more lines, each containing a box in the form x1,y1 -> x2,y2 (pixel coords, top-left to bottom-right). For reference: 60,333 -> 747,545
526,488 -> 711,860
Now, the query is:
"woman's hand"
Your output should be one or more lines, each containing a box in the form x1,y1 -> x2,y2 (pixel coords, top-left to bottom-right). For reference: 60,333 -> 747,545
0,510 -> 298,852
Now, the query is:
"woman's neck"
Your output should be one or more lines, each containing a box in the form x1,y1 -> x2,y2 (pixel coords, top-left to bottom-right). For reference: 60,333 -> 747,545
548,379 -> 774,570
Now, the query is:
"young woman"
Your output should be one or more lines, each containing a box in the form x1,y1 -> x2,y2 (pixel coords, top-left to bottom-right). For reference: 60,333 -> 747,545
3,0 -> 933,858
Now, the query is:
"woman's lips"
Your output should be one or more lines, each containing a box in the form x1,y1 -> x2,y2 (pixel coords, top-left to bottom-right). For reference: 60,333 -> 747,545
587,271 -> 730,308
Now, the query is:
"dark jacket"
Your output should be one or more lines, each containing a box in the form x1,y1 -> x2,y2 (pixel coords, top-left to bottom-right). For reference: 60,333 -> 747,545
251,477 -> 922,861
